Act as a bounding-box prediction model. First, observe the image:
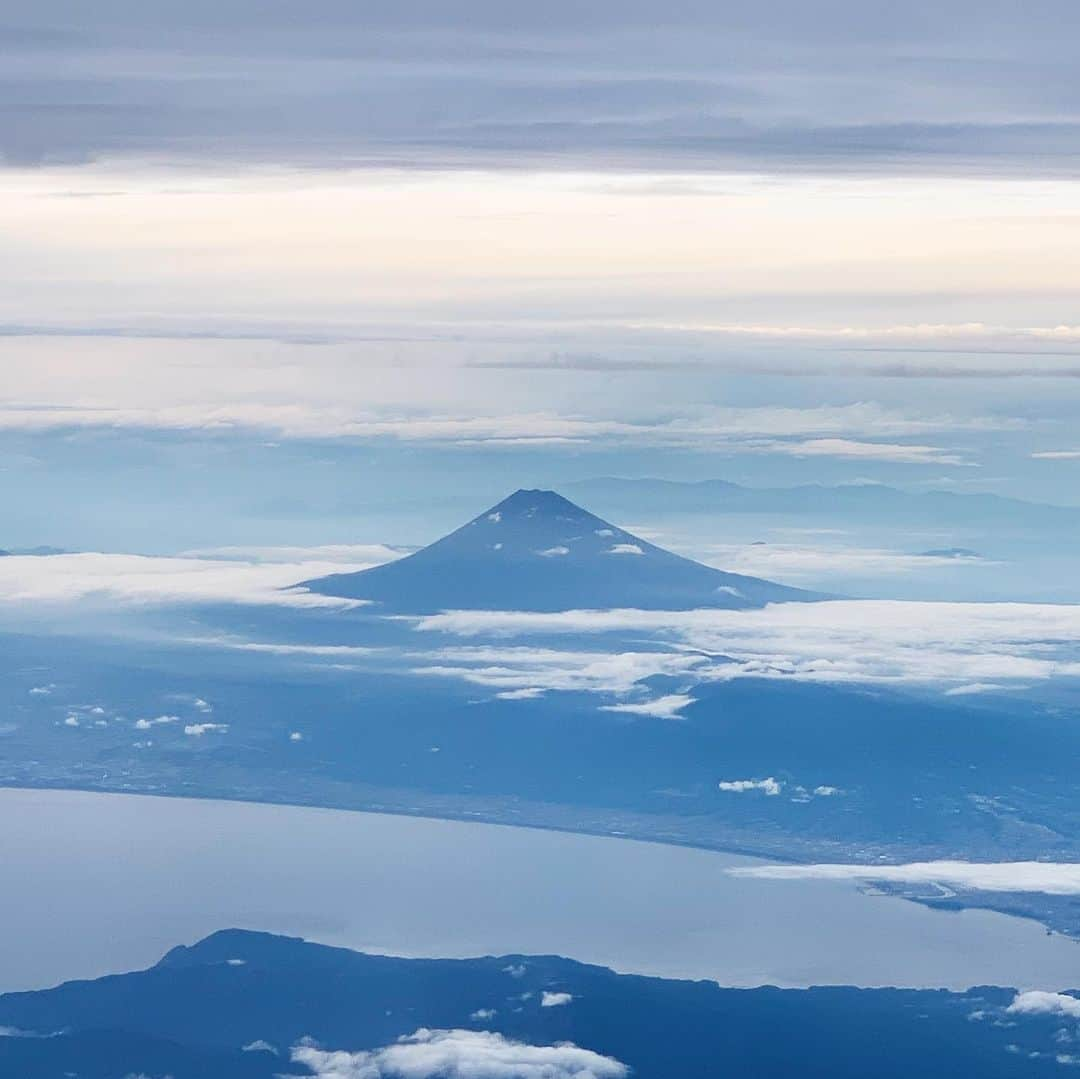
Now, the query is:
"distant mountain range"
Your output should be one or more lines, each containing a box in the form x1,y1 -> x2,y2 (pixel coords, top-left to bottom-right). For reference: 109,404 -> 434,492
307,488 -> 816,611
0,929 -> 1059,1079
564,476 -> 1080,527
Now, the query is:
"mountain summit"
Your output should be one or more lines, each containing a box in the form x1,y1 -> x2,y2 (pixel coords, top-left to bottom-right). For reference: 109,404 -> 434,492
306,489 -> 814,612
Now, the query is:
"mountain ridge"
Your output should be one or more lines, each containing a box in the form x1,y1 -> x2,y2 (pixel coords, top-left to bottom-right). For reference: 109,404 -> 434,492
564,476 -> 1080,522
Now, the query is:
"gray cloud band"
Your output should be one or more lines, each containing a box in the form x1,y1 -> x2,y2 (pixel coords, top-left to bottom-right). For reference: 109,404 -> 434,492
6,2 -> 1080,174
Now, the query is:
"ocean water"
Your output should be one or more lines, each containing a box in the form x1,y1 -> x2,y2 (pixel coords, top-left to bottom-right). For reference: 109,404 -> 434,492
1,787 -> 1076,993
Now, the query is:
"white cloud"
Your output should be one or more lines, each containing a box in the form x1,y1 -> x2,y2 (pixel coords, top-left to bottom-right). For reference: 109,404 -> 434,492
541,992 -> 574,1008
415,601 -> 1080,689
1031,451 -> 1080,460
184,722 -> 228,736
694,543 -> 987,583
292,1028 -> 627,1079
0,391 -> 1006,456
608,544 -> 643,556
196,639 -> 375,658
63,715 -> 79,727
242,1039 -> 279,1054
537,546 -> 570,558
1008,992 -> 1080,1019
0,552 -> 370,610
181,543 -> 405,566
718,777 -> 782,795
414,646 -> 705,698
751,438 -> 968,466
600,694 -> 695,719
496,687 -> 546,700
813,785 -> 840,796
470,1009 -> 497,1021
289,731 -> 304,741
28,685 -> 53,696
134,715 -> 180,730
729,860 -> 1080,895
944,682 -> 1010,696
642,321 -> 1080,355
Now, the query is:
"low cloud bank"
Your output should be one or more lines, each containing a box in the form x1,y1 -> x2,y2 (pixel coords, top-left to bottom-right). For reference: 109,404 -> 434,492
730,860 -> 1080,895
0,552 -> 376,610
416,601 -> 1080,688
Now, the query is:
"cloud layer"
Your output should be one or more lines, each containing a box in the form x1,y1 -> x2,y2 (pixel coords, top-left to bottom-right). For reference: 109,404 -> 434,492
730,861 -> 1080,895
0,398 -> 1003,456
416,601 -> 1080,688
7,2 -> 1080,177
0,552 -> 384,609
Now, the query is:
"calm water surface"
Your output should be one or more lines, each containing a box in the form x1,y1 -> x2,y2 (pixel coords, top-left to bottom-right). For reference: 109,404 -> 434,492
1,788 -> 1076,993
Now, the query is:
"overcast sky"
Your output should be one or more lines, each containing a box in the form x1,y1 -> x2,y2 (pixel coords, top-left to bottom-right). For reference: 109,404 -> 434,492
7,1 -> 1080,174
3,1 -> 1080,548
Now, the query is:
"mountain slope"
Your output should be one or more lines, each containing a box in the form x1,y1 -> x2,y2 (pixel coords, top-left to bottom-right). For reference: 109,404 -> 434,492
306,489 -> 814,611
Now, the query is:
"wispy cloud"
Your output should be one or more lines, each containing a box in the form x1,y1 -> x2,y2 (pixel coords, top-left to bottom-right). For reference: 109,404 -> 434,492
729,860 -> 1080,895
600,693 -> 695,718
694,543 -> 988,583
415,601 -> 1080,688
747,438 -> 970,466
180,543 -> 406,565
414,646 -> 705,697
0,402 -> 1002,455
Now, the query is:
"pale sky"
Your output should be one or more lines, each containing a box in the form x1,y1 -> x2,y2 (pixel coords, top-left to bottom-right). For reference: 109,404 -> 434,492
4,1 -> 1080,549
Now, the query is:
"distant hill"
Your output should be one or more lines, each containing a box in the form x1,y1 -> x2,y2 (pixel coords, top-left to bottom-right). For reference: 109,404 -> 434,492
306,488 -> 816,611
564,476 -> 1080,528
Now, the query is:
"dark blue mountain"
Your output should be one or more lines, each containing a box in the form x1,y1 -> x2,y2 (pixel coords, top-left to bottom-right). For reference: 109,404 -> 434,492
0,929 -> 1068,1079
306,488 -> 815,611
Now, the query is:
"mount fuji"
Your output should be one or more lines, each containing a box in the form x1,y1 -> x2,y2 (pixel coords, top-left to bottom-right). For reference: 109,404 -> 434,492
306,489 -> 817,611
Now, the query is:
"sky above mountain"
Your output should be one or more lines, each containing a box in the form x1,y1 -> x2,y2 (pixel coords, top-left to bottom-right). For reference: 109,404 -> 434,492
3,1 -> 1080,549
